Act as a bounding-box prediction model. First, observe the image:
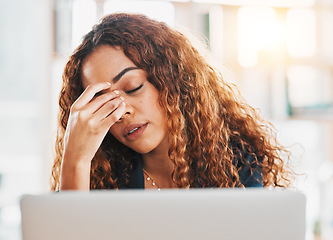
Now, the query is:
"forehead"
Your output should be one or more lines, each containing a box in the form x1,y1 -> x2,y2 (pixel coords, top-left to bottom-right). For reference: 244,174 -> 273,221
81,45 -> 137,87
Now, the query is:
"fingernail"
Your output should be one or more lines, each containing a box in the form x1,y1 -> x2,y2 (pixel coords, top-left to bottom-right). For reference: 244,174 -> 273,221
120,96 -> 124,101
114,90 -> 120,95
106,82 -> 111,85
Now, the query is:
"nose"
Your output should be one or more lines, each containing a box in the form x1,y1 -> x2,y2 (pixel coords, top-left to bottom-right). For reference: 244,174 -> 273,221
117,101 -> 134,122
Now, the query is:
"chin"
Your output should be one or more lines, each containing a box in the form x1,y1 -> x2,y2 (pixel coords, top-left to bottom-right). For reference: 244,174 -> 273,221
129,145 -> 155,155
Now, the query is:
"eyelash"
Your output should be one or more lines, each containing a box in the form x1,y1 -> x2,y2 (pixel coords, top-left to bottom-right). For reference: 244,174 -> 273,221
125,84 -> 144,94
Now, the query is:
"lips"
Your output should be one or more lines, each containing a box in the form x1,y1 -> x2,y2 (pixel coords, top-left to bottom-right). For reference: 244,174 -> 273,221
123,123 -> 148,141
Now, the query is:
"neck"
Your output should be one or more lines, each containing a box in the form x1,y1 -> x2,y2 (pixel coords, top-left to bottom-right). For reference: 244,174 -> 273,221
141,139 -> 176,188
142,150 -> 173,176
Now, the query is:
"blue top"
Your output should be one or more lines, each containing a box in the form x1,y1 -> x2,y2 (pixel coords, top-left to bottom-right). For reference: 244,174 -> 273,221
128,153 -> 263,189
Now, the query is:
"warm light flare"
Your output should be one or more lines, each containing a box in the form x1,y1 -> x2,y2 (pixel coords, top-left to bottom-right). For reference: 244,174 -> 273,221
238,7 -> 284,67
286,9 -> 316,58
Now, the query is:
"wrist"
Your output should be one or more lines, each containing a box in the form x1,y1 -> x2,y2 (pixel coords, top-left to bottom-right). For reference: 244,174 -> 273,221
60,156 -> 91,191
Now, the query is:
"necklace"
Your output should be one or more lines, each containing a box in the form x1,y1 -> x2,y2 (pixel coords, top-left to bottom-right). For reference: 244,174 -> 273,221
143,168 -> 161,191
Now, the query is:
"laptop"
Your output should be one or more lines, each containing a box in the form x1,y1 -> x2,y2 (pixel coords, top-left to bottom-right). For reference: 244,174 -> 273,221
20,189 -> 306,240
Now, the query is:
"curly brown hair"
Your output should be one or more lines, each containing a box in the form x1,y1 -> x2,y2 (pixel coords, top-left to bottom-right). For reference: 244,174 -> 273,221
51,13 -> 293,191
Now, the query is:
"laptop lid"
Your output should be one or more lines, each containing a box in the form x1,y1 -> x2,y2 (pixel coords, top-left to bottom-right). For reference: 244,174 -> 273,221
20,189 -> 306,240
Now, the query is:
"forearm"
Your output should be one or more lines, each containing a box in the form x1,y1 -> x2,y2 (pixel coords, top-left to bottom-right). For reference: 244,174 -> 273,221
60,157 -> 91,191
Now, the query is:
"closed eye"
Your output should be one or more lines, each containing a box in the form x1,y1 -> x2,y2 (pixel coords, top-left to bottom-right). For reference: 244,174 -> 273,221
125,84 -> 144,94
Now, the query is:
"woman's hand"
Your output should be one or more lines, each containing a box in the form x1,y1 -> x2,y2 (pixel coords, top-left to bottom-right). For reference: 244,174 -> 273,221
60,82 -> 125,190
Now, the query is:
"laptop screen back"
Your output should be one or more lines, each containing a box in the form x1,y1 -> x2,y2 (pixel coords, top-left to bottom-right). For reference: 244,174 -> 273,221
20,189 -> 306,240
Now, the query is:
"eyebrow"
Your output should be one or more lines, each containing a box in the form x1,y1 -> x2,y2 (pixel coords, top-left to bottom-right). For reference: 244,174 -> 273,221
113,67 -> 140,83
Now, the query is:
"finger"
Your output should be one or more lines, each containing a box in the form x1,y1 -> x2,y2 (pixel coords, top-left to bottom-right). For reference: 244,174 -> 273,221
101,102 -> 126,128
72,82 -> 112,110
88,90 -> 120,114
93,97 -> 124,120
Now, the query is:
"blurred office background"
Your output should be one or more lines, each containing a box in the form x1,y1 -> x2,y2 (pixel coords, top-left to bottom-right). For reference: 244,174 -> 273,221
1,0 -> 333,239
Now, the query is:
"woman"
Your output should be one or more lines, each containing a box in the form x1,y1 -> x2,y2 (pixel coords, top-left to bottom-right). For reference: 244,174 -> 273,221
51,13 -> 293,191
